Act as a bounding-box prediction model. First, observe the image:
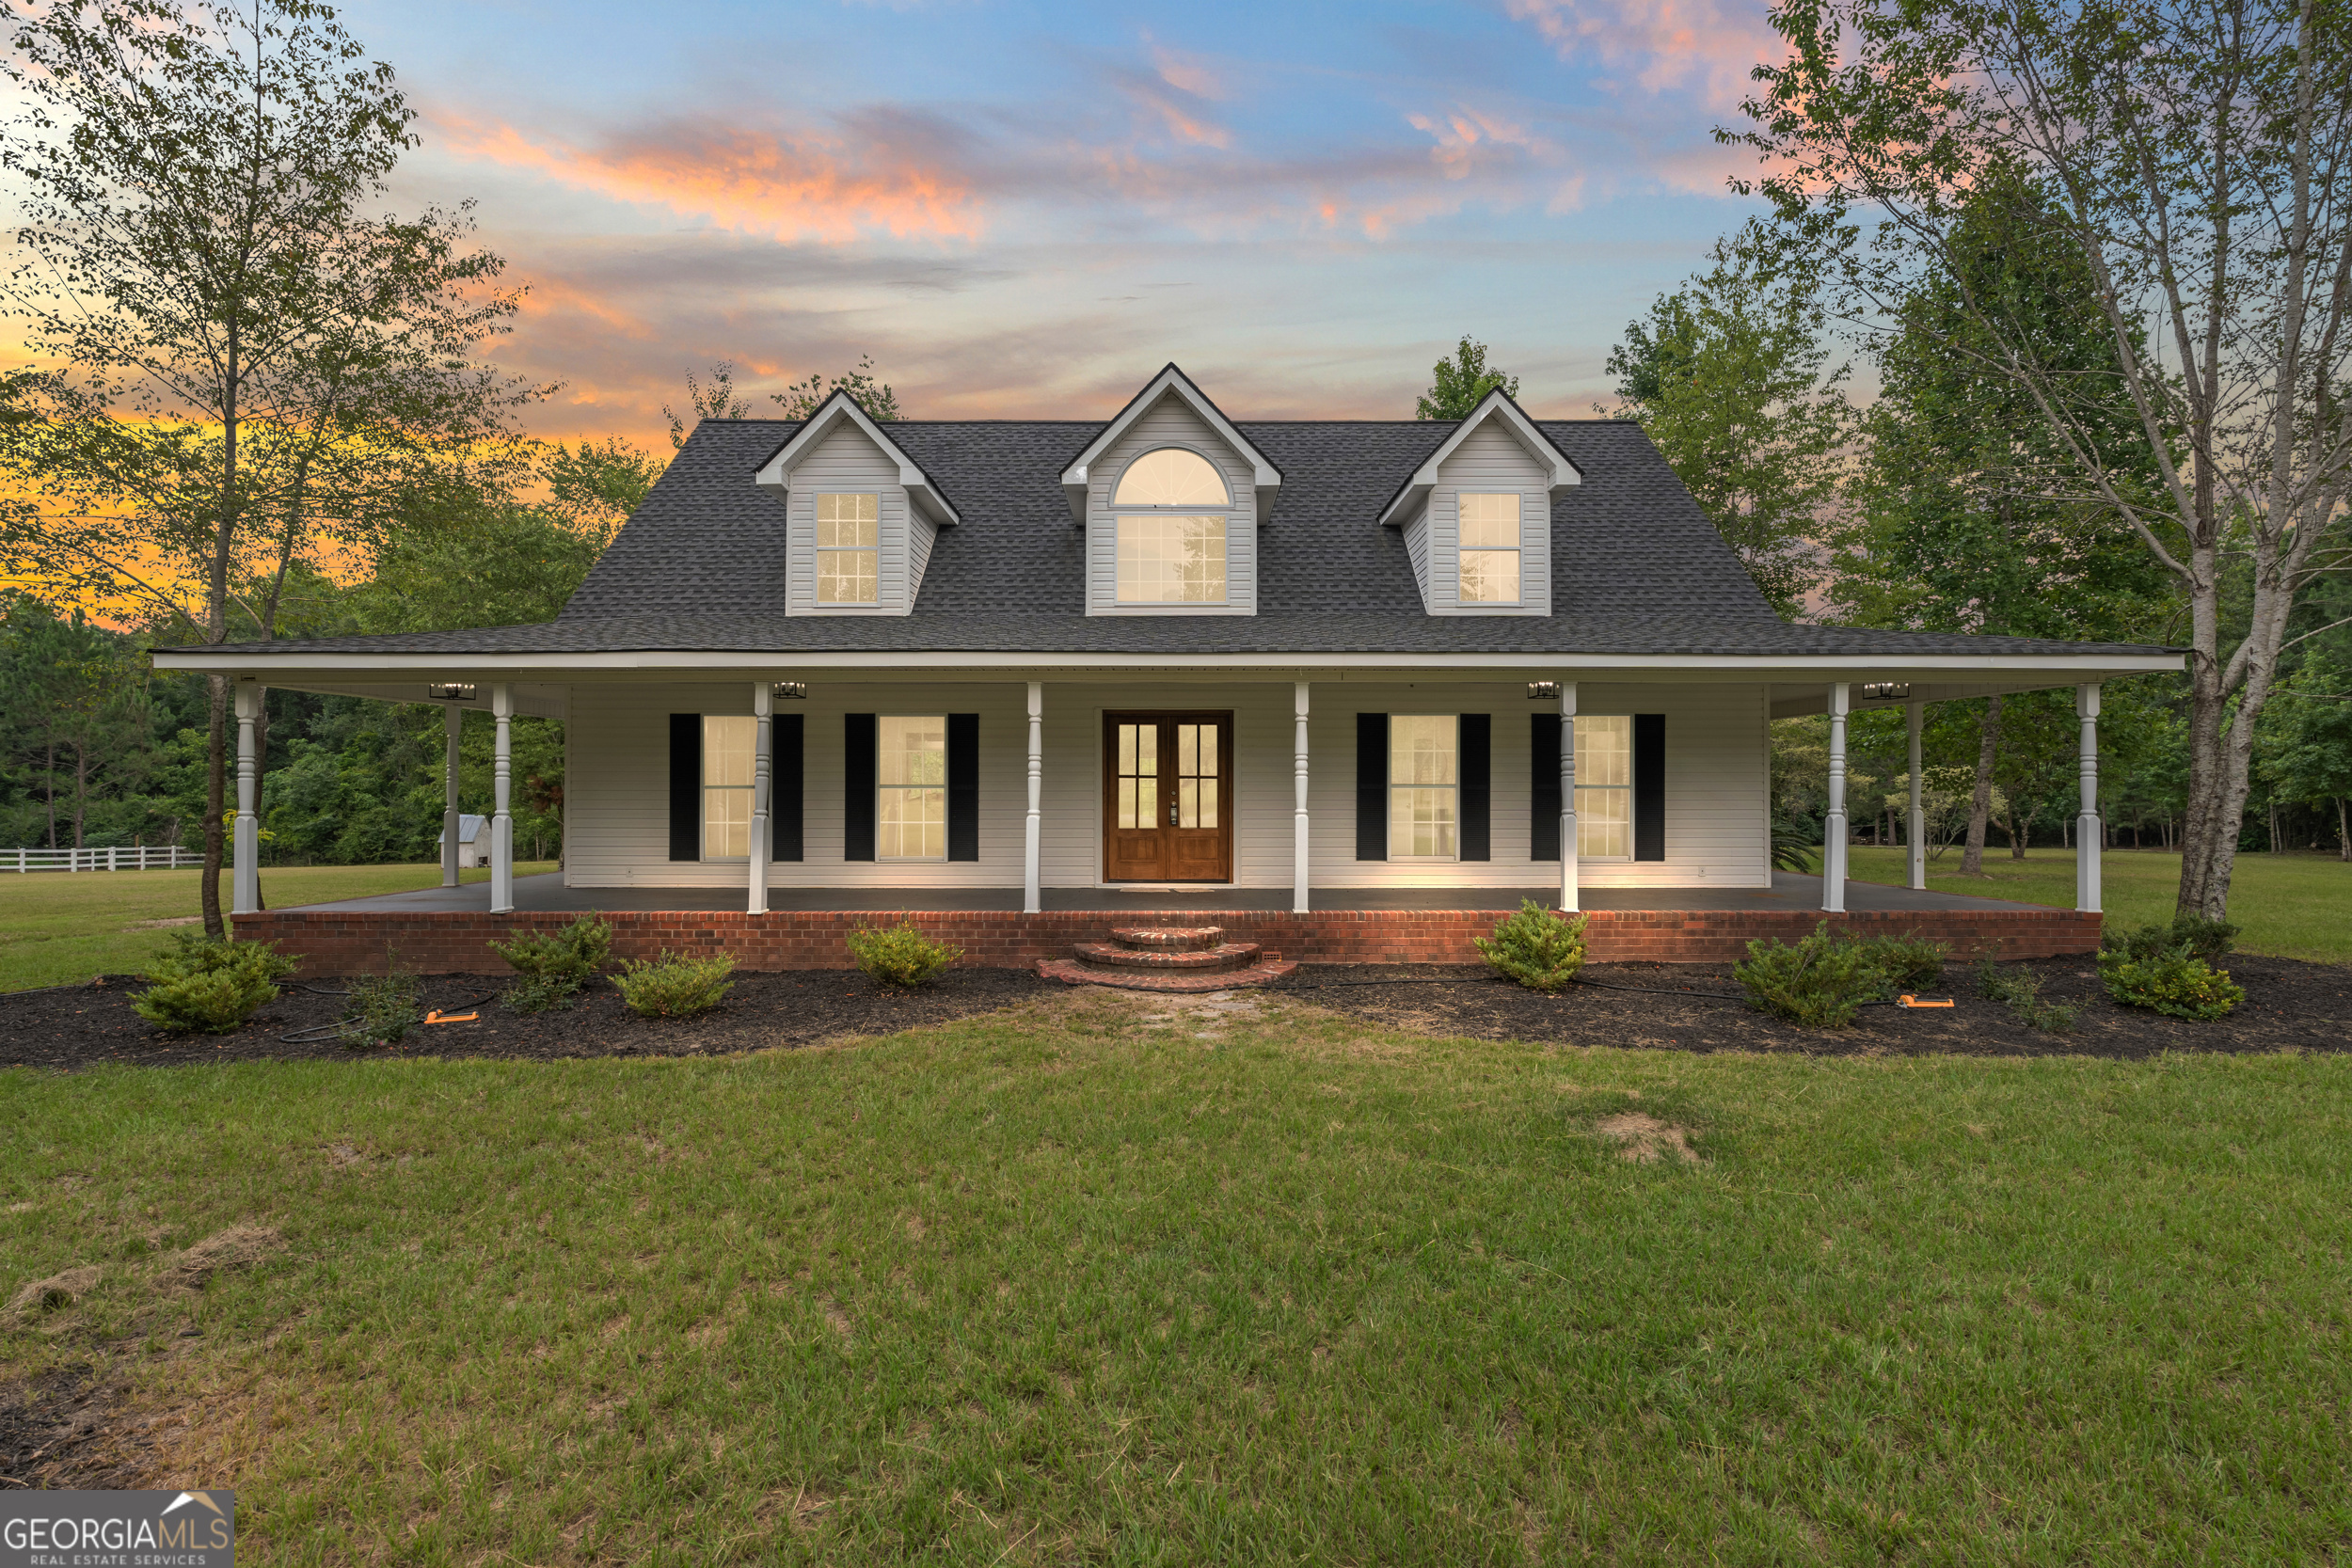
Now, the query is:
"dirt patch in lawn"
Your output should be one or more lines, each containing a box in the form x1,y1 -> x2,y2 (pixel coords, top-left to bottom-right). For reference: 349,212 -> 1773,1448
1271,955 -> 2352,1058
0,967 -> 1059,1072
1596,1113 -> 1702,1164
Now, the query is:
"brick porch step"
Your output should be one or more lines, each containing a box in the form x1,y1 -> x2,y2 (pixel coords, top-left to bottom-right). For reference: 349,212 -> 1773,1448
1107,926 -> 1227,950
1073,940 -> 1263,972
1037,957 -> 1298,992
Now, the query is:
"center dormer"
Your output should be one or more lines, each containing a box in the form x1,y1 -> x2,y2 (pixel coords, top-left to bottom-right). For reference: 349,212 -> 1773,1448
1061,365 -> 1281,617
753,389 -> 959,617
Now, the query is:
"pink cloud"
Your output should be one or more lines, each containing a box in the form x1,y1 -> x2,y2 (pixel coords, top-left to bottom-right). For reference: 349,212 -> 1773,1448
435,112 -> 986,245
1505,0 -> 1785,112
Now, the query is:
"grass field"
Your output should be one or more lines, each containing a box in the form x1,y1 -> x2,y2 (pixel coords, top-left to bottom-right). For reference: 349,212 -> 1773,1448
4,994 -> 2346,1563
0,863 -> 559,992
1838,846 -> 2352,965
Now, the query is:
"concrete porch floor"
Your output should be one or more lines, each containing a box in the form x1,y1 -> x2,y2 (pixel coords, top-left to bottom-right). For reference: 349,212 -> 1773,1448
287,871 -> 2048,916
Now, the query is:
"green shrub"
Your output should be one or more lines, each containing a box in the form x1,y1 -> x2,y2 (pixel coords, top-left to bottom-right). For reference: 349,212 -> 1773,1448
342,972 -> 423,1048
488,913 -> 612,982
2101,912 -> 2238,965
1977,961 -> 2077,1033
1734,923 -> 1888,1028
613,950 -> 736,1018
503,971 -> 581,1014
845,921 -> 963,987
2098,948 -> 2244,1020
1769,819 -> 1818,874
132,932 -> 299,1034
1865,932 -> 1947,990
1472,900 -> 1589,992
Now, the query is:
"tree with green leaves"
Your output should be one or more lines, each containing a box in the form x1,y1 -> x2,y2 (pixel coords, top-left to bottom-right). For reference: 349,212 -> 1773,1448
1834,173 -> 2173,870
1605,230 -> 1851,616
1734,0 -> 2352,919
666,356 -> 903,448
1415,337 -> 1518,420
2259,652 -> 2352,860
541,437 -> 661,547
0,0 -> 533,936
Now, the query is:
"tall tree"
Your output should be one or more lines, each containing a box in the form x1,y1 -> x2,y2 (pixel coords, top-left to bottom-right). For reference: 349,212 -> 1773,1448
0,0 -> 533,936
1836,174 -> 2174,869
771,354 -> 901,421
1735,0 -> 2352,918
541,436 -> 661,546
1605,229 -> 1851,615
1415,337 -> 1519,420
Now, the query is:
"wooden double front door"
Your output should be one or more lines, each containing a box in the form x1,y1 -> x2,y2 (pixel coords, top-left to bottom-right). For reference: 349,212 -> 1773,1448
1103,711 -> 1234,882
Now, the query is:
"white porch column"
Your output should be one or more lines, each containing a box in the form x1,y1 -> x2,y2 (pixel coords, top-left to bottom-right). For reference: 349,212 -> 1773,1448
442,702 -> 463,889
1822,682 -> 1850,912
1025,680 -> 1043,915
490,683 -> 514,914
749,682 -> 772,915
2076,683 -> 2102,913
1559,682 -> 1579,912
1292,681 -> 1311,914
1905,700 -> 1926,891
231,682 -> 262,916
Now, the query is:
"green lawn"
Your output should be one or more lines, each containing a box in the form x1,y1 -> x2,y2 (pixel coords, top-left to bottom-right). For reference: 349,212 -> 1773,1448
0,863 -> 558,991
1838,846 -> 2352,964
4,996 -> 2345,1563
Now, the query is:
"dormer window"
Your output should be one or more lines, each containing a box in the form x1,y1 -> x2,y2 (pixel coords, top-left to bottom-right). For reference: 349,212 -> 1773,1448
1113,448 -> 1230,605
1457,494 -> 1522,604
817,493 -> 880,605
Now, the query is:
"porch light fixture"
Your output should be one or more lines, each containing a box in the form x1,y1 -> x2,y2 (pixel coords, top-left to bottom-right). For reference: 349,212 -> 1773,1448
426,683 -> 475,703
1526,682 -> 1561,701
1860,682 -> 1914,702
771,681 -> 808,700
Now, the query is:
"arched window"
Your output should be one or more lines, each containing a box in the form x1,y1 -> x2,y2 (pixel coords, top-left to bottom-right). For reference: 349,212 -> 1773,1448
1114,447 -> 1229,507
1112,448 -> 1230,603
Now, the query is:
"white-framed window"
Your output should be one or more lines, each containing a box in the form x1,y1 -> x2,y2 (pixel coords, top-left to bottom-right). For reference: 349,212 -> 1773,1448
1112,447 -> 1230,604
1457,492 -> 1521,605
817,492 -> 880,605
878,715 -> 946,861
1389,714 -> 1458,861
703,715 -> 755,859
1575,714 -> 1631,860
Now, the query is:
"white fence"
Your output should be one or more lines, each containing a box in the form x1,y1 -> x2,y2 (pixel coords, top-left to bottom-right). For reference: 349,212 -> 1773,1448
9,846 -> 202,873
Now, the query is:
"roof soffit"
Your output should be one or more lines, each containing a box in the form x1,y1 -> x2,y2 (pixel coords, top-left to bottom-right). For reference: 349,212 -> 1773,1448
1057,363 -> 1283,524
752,390 -> 961,525
1376,388 -> 1583,528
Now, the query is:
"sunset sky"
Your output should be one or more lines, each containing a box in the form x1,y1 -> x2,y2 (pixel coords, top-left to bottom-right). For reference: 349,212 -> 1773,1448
345,0 -> 1789,447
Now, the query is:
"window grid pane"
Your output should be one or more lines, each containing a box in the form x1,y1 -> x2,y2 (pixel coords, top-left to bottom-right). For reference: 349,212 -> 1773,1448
1116,722 -> 1158,831
1458,548 -> 1519,603
1577,788 -> 1629,859
1390,715 -> 1457,786
1114,448 -> 1229,506
1574,715 -> 1633,859
879,717 -> 947,860
1457,492 -> 1521,546
1116,515 -> 1227,602
1389,786 -> 1458,859
816,493 -> 881,605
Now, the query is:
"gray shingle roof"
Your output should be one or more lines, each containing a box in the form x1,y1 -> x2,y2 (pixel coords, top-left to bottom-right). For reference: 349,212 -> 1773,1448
197,416 -> 2172,660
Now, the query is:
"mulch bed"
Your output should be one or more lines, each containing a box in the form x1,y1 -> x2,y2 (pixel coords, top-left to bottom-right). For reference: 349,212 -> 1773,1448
4,956 -> 2345,1070
1272,954 -> 2352,1058
0,967 -> 1057,1071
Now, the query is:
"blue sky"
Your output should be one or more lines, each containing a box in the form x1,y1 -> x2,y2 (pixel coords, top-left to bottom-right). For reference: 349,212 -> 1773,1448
346,0 -> 1787,445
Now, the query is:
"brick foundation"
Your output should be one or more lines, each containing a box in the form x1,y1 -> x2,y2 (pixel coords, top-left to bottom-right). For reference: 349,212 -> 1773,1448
232,904 -> 2103,977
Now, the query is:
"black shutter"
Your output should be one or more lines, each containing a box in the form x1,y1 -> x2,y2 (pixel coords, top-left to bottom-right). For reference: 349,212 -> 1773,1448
1459,713 -> 1491,861
946,713 -> 979,862
1356,713 -> 1389,861
1633,713 -> 1666,862
668,714 -> 702,862
844,713 -> 876,862
772,712 -> 803,863
1530,712 -> 1562,862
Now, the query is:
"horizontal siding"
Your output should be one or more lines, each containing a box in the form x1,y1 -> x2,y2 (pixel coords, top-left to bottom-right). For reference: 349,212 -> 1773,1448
1086,395 -> 1258,616
785,422 -> 913,617
1426,422 -> 1550,617
565,680 -> 1769,891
